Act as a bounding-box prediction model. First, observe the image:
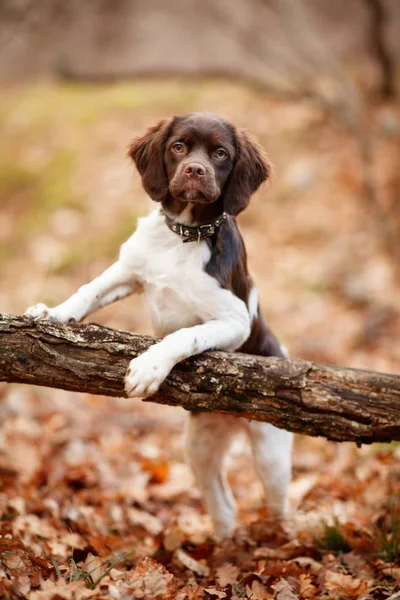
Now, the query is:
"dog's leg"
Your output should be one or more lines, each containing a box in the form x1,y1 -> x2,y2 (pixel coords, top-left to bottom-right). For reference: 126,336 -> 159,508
244,421 -> 293,519
186,413 -> 240,541
25,261 -> 140,323
125,292 -> 250,397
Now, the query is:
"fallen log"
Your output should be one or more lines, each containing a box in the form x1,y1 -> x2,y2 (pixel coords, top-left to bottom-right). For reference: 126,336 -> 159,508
0,313 -> 399,444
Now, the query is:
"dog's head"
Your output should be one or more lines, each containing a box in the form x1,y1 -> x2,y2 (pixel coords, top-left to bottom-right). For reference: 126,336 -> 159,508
128,113 -> 270,216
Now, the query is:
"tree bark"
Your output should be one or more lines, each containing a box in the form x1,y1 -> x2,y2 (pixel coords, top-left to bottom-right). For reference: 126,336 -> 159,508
0,313 -> 399,444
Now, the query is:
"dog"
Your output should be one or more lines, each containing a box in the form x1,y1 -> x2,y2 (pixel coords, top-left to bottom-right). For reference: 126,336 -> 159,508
25,112 -> 293,541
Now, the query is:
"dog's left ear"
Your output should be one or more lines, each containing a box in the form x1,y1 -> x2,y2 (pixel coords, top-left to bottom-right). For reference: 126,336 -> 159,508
223,129 -> 271,216
128,118 -> 173,202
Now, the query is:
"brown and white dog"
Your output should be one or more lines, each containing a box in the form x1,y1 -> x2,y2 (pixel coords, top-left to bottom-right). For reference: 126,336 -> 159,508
25,113 -> 293,541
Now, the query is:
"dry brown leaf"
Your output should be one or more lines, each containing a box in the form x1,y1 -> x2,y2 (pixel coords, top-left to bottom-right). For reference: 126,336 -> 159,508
290,474 -> 319,507
163,524 -> 185,551
324,571 -> 370,598
46,540 -> 72,558
290,557 -> 322,575
83,551 -> 106,579
141,458 -> 169,484
86,534 -> 125,559
245,580 -> 275,600
29,578 -> 94,600
121,558 -> 175,600
298,574 -> 318,599
175,585 -> 205,600
272,578 -> 299,600
175,548 -> 210,577
120,472 -> 150,503
255,539 -> 301,560
342,552 -> 375,580
1,551 -> 25,569
5,438 -> 41,481
128,507 -> 163,535
204,587 -> 227,598
150,463 -> 194,499
215,562 -> 240,587
12,514 -> 57,540
381,566 -> 400,582
10,572 -> 31,597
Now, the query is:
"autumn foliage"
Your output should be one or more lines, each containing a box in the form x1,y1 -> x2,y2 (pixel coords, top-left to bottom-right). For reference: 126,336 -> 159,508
0,386 -> 399,599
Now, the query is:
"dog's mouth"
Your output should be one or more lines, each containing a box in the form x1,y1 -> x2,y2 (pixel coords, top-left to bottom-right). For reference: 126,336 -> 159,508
169,178 -> 220,204
179,189 -> 207,202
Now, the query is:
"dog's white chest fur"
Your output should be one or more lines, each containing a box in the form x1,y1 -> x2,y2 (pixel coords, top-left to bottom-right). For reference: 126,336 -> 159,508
120,209 -> 220,337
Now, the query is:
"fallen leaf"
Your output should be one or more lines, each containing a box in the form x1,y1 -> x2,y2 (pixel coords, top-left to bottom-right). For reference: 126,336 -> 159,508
204,587 -> 227,598
84,551 -> 106,580
128,507 -> 163,535
150,463 -> 194,499
215,562 -> 240,587
290,474 -> 319,507
342,552 -> 374,580
245,580 -> 274,600
255,539 -> 301,560
290,557 -> 322,575
163,524 -> 185,551
175,585 -> 205,600
272,578 -> 299,600
12,514 -> 57,540
29,578 -> 94,600
324,571 -> 370,598
142,458 -> 169,484
122,557 -> 176,599
298,574 -> 318,599
10,572 -> 31,597
381,566 -> 400,582
1,551 -> 25,569
175,548 -> 210,577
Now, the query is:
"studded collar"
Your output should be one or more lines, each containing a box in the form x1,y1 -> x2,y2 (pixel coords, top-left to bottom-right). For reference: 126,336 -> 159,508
164,212 -> 227,243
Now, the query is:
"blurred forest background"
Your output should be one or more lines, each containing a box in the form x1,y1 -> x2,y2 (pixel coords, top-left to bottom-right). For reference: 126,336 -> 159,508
0,1 -> 400,599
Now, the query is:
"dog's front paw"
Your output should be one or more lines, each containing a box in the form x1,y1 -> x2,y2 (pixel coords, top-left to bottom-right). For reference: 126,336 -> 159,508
24,303 -> 74,323
125,350 -> 173,398
25,303 -> 52,319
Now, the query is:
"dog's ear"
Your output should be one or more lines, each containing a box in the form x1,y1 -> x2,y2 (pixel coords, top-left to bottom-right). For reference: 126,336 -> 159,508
128,118 -> 173,202
223,129 -> 271,216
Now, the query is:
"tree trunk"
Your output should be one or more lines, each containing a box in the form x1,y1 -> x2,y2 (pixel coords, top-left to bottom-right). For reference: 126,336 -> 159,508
365,0 -> 396,99
0,314 -> 399,444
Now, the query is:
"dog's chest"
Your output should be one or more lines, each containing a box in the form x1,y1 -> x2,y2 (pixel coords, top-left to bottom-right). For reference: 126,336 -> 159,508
122,211 -> 219,336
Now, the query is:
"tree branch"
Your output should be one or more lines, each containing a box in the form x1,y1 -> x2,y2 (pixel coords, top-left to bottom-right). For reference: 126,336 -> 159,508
1,314 -> 399,444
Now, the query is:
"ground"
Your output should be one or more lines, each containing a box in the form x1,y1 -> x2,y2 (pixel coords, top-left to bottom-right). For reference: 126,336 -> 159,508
0,80 -> 399,599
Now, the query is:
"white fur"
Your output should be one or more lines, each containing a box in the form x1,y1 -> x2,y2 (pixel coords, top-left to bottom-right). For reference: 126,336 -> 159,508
247,286 -> 259,322
25,206 -> 293,540
186,415 -> 293,540
280,343 -> 289,358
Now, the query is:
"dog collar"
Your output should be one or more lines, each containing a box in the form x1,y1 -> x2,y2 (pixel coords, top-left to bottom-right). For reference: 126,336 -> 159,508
164,212 -> 227,243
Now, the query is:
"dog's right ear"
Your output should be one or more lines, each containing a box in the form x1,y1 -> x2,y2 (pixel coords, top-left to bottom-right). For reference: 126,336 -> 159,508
223,128 -> 271,217
128,118 -> 173,202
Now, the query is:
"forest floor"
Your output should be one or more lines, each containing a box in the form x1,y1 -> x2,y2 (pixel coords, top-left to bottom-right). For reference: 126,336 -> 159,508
0,80 -> 399,599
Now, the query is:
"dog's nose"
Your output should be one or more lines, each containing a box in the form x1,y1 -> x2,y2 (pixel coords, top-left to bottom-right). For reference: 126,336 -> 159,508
184,163 -> 206,180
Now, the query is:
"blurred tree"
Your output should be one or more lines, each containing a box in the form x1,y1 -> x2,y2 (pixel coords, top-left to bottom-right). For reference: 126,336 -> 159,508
272,0 -> 399,276
365,0 -> 395,98
0,0 -> 398,272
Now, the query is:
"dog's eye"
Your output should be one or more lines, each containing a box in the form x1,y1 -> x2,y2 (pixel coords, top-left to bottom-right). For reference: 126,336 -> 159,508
214,148 -> 227,159
172,143 -> 185,153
